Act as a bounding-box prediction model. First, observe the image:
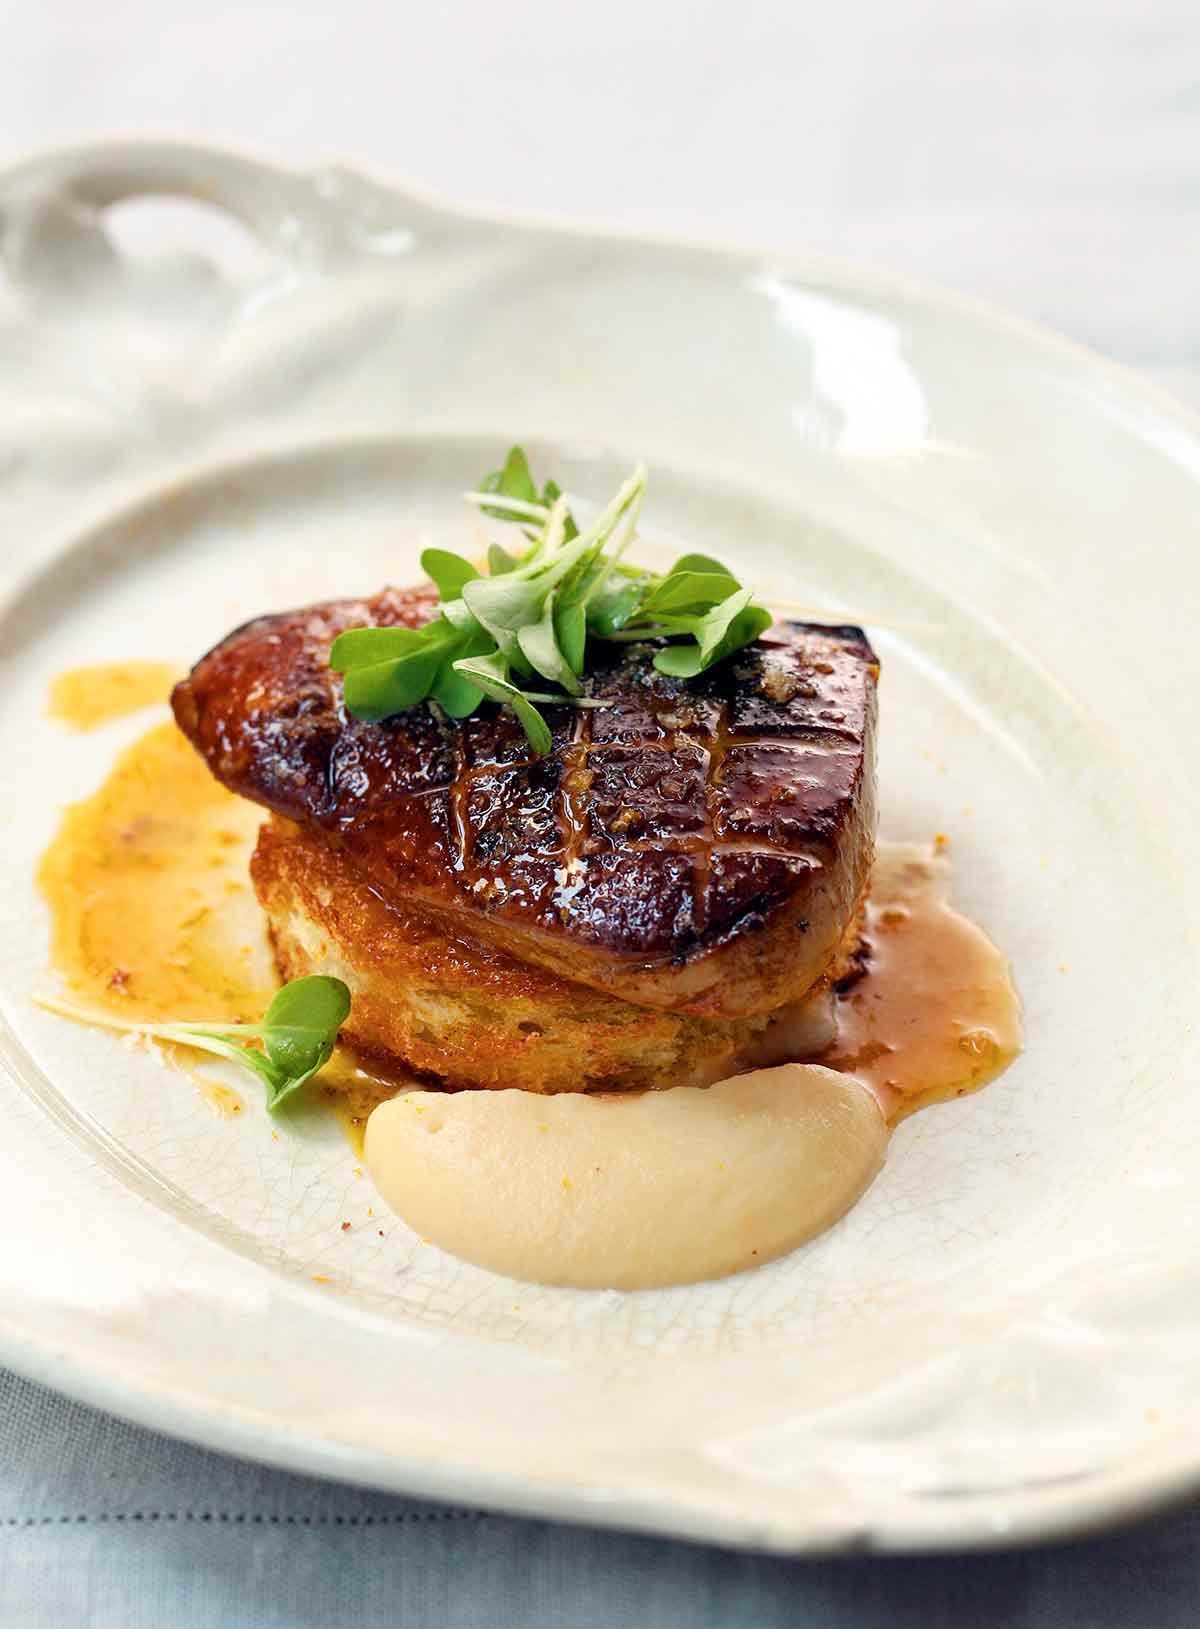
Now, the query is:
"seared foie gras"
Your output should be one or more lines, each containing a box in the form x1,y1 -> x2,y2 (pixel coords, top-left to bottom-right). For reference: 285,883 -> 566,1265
172,587 -> 878,1026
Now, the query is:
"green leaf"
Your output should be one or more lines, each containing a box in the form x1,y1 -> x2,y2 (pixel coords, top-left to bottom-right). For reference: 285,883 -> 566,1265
507,693 -> 554,756
453,651 -> 553,755
441,597 -> 484,636
329,625 -> 431,670
488,541 -> 520,577
431,626 -> 491,717
258,975 -> 352,1096
39,975 -> 353,1114
642,570 -> 742,616
653,594 -> 773,678
341,644 -> 443,721
329,622 -> 454,722
479,446 -> 539,519
669,552 -> 737,579
541,479 -> 579,541
586,571 -> 652,637
695,587 -> 754,661
555,596 -> 588,674
421,547 -> 479,601
517,591 -> 582,694
461,575 -> 541,667
431,665 -> 484,718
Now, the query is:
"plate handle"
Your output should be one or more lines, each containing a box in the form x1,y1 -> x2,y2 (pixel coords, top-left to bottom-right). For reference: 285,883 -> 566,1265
0,138 -> 357,287
7,137 -> 498,301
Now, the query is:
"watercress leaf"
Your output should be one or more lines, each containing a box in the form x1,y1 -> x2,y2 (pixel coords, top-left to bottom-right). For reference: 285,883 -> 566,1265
37,976 -> 352,1115
642,570 -> 742,616
555,596 -> 588,674
650,642 -> 708,679
507,692 -> 553,755
453,652 -> 553,755
652,599 -> 773,678
722,603 -> 774,653
463,573 -> 544,632
669,552 -> 739,581
432,665 -> 485,718
341,644 -> 443,720
182,1031 -> 292,1100
431,626 -> 492,717
479,445 -> 539,519
451,649 -> 510,693
550,547 -> 602,608
329,625 -> 432,672
260,975 -> 351,1083
441,597 -> 484,636
586,571 -> 653,637
643,611 -> 705,638
541,479 -> 579,541
518,591 -> 582,694
695,587 -> 755,662
421,548 -> 480,601
488,541 -> 520,577
461,575 -> 543,670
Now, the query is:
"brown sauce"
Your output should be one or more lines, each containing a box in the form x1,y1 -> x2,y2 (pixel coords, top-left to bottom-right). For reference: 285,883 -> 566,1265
47,662 -> 182,731
38,718 -> 1020,1128
823,841 -> 1022,1122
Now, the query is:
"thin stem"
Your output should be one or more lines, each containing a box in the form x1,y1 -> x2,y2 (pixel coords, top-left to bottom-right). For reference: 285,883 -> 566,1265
582,483 -> 645,608
519,692 -> 612,708
461,492 -> 552,522
33,993 -> 261,1046
598,625 -> 667,642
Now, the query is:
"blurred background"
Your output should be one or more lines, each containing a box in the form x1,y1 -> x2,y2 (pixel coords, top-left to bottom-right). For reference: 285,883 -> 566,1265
2,0 -> 1196,386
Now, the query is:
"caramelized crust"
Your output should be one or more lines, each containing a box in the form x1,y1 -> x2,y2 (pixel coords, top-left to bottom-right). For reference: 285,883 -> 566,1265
253,818 -> 859,1094
174,587 -> 878,1019
254,818 -> 765,1092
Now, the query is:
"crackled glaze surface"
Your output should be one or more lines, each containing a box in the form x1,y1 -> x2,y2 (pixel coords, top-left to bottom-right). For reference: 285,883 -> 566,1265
0,141 -> 1197,1554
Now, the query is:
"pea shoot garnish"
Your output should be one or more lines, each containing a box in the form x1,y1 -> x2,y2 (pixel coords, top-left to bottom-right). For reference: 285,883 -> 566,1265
36,975 -> 351,1112
329,447 -> 774,754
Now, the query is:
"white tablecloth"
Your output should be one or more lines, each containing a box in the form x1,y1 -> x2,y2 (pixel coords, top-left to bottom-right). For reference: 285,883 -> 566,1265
2,3 -> 1199,1622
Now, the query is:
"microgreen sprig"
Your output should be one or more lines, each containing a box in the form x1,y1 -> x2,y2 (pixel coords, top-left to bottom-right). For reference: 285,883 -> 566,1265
329,447 -> 774,754
35,975 -> 352,1112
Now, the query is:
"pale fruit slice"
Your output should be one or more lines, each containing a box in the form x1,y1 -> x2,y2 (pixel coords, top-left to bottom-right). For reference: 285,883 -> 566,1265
364,1065 -> 887,1289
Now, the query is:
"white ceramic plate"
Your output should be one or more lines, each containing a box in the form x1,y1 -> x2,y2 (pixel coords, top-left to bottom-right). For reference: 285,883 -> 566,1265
0,140 -> 1197,1555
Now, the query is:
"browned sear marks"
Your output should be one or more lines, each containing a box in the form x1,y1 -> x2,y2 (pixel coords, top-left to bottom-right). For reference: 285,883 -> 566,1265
172,586 -> 878,1019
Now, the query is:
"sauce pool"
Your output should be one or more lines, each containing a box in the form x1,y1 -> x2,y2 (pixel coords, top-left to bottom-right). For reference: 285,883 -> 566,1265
824,841 -> 1022,1122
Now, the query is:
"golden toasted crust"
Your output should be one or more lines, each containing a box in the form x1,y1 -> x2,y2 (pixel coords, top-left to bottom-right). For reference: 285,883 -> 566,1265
253,819 -> 857,1095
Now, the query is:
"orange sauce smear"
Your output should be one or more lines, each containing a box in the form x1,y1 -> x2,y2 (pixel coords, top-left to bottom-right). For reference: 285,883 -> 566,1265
823,842 -> 1022,1123
37,718 -> 404,1122
47,662 -> 182,731
37,716 -> 1020,1129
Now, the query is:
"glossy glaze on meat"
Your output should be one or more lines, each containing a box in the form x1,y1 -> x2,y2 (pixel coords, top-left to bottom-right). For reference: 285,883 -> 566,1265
172,586 -> 878,1018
